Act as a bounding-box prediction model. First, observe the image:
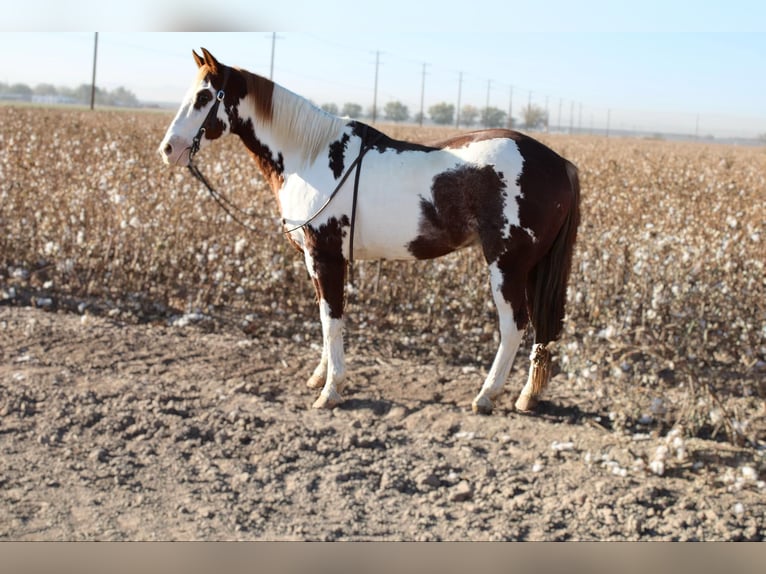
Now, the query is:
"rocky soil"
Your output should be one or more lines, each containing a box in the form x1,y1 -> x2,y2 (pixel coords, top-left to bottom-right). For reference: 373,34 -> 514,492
1,305 -> 763,540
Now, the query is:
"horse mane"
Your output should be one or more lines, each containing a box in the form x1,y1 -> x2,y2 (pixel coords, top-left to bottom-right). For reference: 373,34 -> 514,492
239,67 -> 346,166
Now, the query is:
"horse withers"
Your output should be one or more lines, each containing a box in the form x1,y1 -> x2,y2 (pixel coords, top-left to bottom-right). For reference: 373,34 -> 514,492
158,48 -> 580,414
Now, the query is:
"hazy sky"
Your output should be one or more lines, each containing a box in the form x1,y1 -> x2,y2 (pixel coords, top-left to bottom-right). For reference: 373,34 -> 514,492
2,2 -> 764,138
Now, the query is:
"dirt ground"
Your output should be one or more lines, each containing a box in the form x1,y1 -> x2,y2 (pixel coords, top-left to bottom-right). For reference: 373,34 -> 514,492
0,304 -> 763,541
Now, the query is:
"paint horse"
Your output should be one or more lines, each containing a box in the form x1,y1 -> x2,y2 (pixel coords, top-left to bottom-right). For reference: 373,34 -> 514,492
159,48 -> 580,414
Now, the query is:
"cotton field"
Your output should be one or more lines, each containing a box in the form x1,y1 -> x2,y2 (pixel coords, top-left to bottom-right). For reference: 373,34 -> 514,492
1,106 -> 764,448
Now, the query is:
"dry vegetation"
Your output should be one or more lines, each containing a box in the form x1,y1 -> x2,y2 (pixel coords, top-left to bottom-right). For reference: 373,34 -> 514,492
1,106 -> 764,451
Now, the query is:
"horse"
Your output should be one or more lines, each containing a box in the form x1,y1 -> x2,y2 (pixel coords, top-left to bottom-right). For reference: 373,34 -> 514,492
158,48 -> 580,414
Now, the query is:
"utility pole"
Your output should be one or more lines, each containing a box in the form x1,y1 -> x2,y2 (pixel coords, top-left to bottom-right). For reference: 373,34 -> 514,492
507,85 -> 513,129
484,80 -> 491,127
455,71 -> 463,128
90,32 -> 98,110
419,62 -> 429,126
606,108 -> 611,138
372,51 -> 380,123
558,98 -> 563,132
569,100 -> 574,134
545,95 -> 550,132
270,32 -> 276,79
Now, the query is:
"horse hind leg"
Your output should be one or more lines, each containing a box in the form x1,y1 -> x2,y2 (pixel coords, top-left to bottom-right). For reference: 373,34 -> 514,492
471,262 -> 527,414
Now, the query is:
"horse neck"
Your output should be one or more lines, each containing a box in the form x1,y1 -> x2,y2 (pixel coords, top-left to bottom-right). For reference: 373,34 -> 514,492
235,75 -> 347,186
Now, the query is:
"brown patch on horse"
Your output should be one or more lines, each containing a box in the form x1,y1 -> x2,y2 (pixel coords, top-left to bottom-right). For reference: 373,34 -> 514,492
214,67 -> 283,194
349,122 -> 437,154
434,128 -> 522,150
407,164 -> 508,261
242,70 -> 275,123
235,117 -> 285,193
303,216 -> 349,319
328,133 -> 350,179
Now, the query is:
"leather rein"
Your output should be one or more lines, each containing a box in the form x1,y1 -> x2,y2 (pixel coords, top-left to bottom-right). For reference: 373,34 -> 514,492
186,72 -> 381,275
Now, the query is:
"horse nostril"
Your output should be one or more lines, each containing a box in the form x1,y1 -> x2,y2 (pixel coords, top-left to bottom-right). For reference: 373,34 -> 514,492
163,143 -> 173,157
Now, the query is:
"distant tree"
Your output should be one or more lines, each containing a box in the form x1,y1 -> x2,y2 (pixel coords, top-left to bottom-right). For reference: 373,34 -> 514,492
67,83 -> 96,104
110,86 -> 139,107
758,133 -> 766,145
413,111 -> 425,125
321,102 -> 339,115
481,106 -> 507,128
9,83 -> 32,99
34,83 -> 58,96
341,102 -> 363,118
460,105 -> 479,127
429,102 -> 455,125
384,101 -> 409,122
521,104 -> 548,130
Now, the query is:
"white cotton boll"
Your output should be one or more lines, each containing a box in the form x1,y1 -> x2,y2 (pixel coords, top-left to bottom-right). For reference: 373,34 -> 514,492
649,459 -> 665,476
740,466 -> 757,481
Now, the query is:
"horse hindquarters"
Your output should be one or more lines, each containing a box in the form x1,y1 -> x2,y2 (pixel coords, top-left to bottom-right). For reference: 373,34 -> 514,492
471,158 -> 580,414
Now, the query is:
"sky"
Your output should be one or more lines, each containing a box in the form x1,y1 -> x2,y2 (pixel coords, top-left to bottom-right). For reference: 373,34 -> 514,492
1,1 -> 765,139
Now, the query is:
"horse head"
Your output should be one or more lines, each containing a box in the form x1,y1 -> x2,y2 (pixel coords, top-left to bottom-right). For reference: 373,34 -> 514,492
158,48 -> 234,166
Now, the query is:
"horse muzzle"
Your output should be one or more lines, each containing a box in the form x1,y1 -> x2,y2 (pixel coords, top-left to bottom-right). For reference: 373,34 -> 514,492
158,134 -> 191,167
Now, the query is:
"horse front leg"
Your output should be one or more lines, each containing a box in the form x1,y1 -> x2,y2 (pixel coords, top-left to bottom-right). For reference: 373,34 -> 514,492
304,250 -> 347,409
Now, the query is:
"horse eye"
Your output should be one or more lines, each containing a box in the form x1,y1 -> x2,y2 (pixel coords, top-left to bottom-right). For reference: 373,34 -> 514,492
195,90 -> 212,107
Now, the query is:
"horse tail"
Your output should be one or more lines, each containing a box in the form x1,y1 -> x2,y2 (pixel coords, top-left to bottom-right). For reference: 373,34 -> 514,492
516,159 -> 580,411
528,159 -> 581,347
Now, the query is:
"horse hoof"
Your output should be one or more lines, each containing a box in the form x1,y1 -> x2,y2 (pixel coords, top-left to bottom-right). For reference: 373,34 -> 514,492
306,373 -> 324,389
312,390 -> 343,409
471,396 -> 494,415
514,394 -> 538,412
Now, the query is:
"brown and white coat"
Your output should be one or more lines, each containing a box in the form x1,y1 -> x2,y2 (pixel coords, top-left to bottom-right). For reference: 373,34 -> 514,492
159,48 -> 580,414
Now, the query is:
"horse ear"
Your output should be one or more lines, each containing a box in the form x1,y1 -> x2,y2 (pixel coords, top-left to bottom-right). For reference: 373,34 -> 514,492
192,50 -> 204,68
200,47 -> 220,75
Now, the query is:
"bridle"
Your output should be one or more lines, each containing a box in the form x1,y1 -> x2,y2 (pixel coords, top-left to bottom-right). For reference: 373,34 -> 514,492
186,68 -> 259,233
184,68 -> 381,283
